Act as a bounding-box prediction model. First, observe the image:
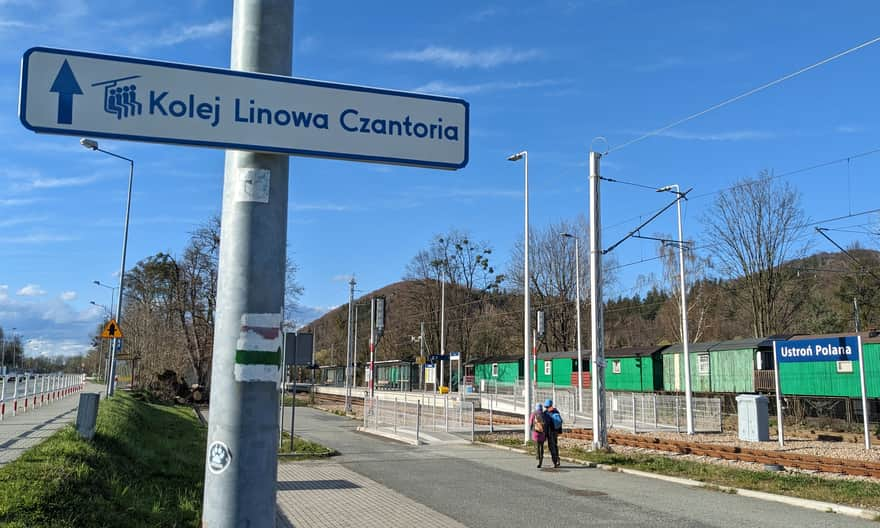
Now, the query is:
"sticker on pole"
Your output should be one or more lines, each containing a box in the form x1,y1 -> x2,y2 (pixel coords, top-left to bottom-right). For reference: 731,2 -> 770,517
101,319 -> 123,339
207,440 -> 232,474
234,313 -> 281,383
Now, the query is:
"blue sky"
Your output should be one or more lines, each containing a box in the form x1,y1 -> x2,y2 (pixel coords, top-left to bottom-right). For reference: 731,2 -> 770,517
2,0 -> 880,358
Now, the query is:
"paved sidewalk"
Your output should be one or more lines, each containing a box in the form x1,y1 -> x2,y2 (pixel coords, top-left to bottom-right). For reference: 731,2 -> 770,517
276,462 -> 468,528
0,382 -> 98,466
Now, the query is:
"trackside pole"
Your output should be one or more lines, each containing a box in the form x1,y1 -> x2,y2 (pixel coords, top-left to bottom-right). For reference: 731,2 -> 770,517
201,1 -> 292,526
772,341 -> 784,447
858,335 -> 870,450
589,151 -> 608,449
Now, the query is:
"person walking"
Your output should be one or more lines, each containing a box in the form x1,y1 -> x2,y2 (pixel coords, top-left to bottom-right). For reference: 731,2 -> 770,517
529,402 -> 547,468
544,398 -> 563,468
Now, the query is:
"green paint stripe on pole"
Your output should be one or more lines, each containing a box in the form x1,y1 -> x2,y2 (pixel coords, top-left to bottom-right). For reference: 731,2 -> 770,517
235,349 -> 280,366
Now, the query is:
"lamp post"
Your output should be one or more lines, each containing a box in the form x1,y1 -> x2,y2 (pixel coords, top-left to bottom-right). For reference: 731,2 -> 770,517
11,328 -> 17,370
657,183 -> 694,434
90,300 -> 111,382
508,150 -> 530,443
93,280 -> 117,315
561,233 -> 584,413
81,138 -> 133,398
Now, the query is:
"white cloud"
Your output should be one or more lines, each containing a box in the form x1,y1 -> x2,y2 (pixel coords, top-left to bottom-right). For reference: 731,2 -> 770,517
29,175 -> 99,189
132,19 -> 230,50
60,291 -> 77,301
0,285 -> 8,301
26,338 -> 91,358
387,46 -> 542,69
332,274 -> 355,282
0,233 -> 78,244
836,125 -> 862,134
634,56 -> 687,73
17,284 -> 47,296
0,216 -> 47,228
0,198 -> 38,207
415,79 -> 561,95
291,202 -> 354,212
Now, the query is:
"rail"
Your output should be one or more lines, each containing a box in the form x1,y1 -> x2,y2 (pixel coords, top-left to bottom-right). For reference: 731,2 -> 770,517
0,373 -> 85,420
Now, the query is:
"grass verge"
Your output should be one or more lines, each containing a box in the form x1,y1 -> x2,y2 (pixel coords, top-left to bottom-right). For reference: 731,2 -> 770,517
278,432 -> 337,459
0,392 -> 206,528
481,434 -> 880,510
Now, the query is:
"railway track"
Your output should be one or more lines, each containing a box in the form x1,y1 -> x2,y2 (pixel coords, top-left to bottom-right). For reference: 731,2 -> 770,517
564,428 -> 880,478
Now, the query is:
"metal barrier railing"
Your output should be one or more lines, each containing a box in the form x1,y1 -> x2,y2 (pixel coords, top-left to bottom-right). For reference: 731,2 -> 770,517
0,373 -> 85,420
362,393 -> 477,444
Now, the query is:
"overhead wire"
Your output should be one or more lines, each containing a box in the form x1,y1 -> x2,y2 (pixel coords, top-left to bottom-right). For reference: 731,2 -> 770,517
605,35 -> 880,155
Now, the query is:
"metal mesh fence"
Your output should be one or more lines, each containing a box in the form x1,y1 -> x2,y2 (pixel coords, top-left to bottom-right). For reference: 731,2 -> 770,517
362,394 -> 477,444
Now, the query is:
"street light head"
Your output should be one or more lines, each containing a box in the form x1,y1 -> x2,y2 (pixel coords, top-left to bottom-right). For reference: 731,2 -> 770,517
92,280 -> 100,285
89,300 -> 97,305
80,138 -> 98,150
560,232 -> 575,239
507,151 -> 526,162
656,185 -> 674,193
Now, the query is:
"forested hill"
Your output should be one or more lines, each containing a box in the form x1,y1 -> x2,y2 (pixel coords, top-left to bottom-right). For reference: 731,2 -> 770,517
302,249 -> 880,367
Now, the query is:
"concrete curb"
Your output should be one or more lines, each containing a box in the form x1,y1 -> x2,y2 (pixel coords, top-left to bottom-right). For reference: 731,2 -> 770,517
474,441 -> 879,521
356,426 -> 421,446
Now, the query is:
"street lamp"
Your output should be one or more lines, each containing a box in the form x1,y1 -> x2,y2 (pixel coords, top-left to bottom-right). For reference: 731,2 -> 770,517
561,233 -> 584,413
657,183 -> 694,434
93,280 -> 117,315
508,150 -> 531,444
81,138 -> 134,397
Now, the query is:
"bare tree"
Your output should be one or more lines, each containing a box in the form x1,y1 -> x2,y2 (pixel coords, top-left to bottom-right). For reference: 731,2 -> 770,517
652,239 -> 717,344
508,218 -> 615,352
703,172 -> 807,337
403,229 -> 503,363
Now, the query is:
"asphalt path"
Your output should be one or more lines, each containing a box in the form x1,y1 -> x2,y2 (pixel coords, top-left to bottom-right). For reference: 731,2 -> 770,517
290,406 -> 876,528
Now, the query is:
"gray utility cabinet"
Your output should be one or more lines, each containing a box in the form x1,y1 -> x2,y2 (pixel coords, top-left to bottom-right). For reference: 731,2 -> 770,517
735,394 -> 769,442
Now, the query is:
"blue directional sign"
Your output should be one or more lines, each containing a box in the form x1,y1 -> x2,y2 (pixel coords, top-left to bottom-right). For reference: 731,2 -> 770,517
20,47 -> 469,170
774,336 -> 859,363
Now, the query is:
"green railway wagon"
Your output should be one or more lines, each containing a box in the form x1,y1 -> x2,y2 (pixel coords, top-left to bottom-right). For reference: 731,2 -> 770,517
662,338 -> 777,394
775,334 -> 880,398
534,352 -> 578,387
471,356 -> 522,386
605,346 -> 666,392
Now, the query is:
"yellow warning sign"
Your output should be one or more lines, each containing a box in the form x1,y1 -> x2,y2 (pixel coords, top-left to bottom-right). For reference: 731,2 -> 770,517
101,319 -> 124,339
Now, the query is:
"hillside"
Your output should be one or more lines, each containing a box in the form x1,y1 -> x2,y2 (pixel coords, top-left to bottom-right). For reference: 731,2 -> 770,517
301,249 -> 880,368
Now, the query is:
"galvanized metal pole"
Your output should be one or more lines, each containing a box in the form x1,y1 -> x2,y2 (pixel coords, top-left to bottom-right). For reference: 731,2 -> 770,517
440,277 -> 445,391
858,335 -> 870,450
108,156 -> 133,398
201,1 -> 292,525
674,187 -> 695,434
345,277 -> 355,412
589,151 -> 608,449
370,298 -> 376,397
574,236 -> 583,413
419,322 -> 425,391
772,341 -> 784,447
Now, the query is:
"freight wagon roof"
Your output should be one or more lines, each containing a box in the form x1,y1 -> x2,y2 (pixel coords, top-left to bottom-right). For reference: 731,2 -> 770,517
466,355 -> 521,365
663,335 -> 795,354
535,346 -> 667,360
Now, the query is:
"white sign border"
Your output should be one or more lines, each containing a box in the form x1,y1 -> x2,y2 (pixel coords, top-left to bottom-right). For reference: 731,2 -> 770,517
19,47 -> 470,171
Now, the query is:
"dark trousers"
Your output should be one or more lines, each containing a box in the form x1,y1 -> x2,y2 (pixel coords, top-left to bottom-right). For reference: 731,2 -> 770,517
535,439 -> 544,466
546,430 -> 560,466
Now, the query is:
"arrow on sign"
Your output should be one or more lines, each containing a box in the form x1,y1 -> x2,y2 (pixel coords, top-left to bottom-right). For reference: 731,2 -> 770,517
49,60 -> 82,125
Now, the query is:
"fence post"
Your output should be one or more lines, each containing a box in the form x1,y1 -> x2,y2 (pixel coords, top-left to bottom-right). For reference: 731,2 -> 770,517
445,394 -> 449,433
394,398 -> 398,434
416,401 -> 421,446
608,393 -> 613,429
0,377 -> 5,420
459,398 -> 463,427
471,402 -> 475,443
675,395 -> 681,433
653,394 -> 658,430
552,383 -> 557,406
489,393 -> 494,433
631,392 -> 636,433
